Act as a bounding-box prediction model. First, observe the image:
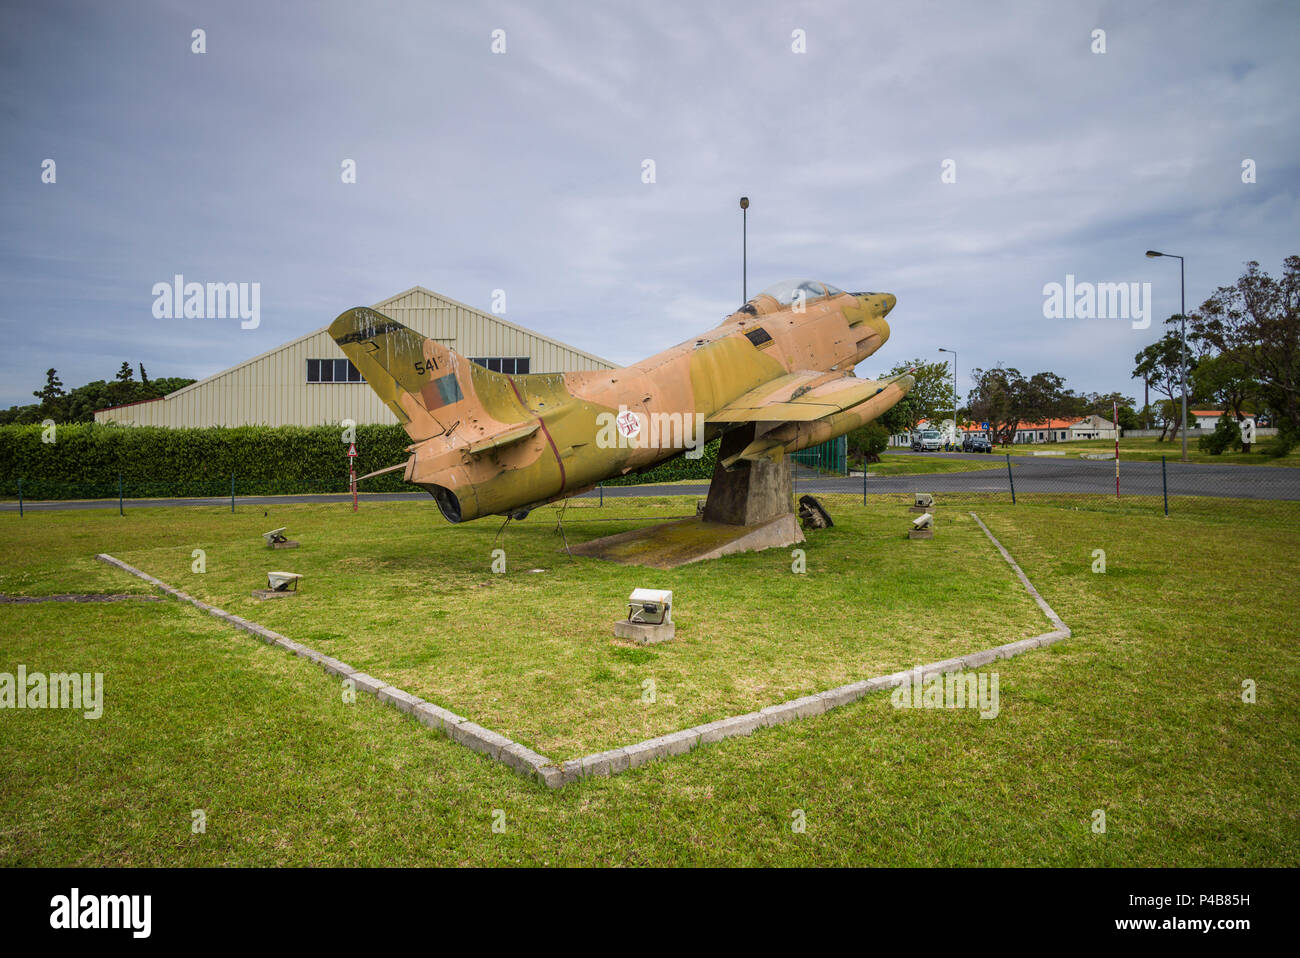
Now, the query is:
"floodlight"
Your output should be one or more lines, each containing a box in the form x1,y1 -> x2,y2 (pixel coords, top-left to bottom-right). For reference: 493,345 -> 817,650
266,571 -> 302,592
627,588 -> 672,625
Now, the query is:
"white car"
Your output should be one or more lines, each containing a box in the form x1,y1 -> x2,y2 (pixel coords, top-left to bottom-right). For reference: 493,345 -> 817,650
911,429 -> 943,452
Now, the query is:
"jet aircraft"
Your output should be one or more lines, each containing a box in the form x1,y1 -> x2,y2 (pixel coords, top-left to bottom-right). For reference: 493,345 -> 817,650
329,279 -> 912,522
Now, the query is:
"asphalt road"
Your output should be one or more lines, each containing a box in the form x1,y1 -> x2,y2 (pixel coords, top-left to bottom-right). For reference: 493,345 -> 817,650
4,452 -> 1299,512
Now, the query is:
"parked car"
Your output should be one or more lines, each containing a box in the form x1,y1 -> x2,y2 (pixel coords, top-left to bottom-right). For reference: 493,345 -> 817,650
962,434 -> 993,453
911,429 -> 943,452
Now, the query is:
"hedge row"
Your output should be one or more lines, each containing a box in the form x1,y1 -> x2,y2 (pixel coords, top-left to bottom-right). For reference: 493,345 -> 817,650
0,423 -> 719,499
0,423 -> 413,499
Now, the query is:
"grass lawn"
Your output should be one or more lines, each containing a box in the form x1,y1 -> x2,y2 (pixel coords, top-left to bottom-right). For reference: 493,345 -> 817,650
1,496 -> 1296,866
0,502 -> 1048,760
867,454 -> 1003,476
1009,435 -> 1300,467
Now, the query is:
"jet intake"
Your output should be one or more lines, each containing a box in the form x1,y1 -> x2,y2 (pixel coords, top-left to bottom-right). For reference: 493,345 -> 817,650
426,484 -> 463,523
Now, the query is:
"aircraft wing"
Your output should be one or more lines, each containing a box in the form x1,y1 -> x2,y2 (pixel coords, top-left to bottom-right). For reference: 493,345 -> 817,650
706,371 -> 888,423
463,421 -> 540,456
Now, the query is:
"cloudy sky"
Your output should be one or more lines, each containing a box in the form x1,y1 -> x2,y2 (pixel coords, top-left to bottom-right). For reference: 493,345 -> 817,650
2,0 -> 1297,408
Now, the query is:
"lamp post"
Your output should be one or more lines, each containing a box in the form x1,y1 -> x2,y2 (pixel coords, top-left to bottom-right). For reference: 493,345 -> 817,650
739,196 -> 749,302
1145,250 -> 1188,462
938,347 -> 957,448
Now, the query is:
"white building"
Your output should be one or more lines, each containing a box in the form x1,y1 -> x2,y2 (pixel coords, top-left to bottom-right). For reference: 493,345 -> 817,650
1067,415 -> 1118,441
95,286 -> 612,427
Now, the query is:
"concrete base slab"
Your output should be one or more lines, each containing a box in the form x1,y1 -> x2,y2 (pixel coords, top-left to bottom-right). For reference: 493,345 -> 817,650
908,528 -> 934,539
613,619 -> 676,644
269,540 -> 300,549
251,588 -> 299,599
568,513 -> 804,569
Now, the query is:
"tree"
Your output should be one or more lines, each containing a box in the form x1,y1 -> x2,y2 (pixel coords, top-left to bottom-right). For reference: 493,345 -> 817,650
108,361 -> 139,407
3,368 -> 197,425
1133,326 -> 1195,441
1190,255 -> 1300,441
1192,351 -> 1257,422
875,358 -> 956,434
32,368 -> 66,420
1198,413 -> 1241,456
967,366 -> 1076,445
847,422 -> 890,464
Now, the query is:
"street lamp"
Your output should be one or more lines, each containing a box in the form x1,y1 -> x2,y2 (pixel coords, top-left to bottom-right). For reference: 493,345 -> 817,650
1145,249 -> 1188,462
739,197 -> 749,303
938,347 -> 957,449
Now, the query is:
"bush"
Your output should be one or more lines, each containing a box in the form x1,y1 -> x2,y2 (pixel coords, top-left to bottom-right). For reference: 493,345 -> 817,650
1265,430 -> 1296,459
1198,416 -> 1241,455
847,423 -> 890,463
0,423 -> 724,498
0,423 -> 414,499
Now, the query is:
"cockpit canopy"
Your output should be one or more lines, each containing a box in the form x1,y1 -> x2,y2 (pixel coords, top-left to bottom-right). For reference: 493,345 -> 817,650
751,279 -> 846,306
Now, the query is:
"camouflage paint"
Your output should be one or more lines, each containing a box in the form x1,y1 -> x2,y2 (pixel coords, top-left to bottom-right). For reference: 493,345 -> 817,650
328,286 -> 909,522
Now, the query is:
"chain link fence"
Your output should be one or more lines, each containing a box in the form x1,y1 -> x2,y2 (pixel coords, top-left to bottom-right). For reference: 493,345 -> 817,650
4,450 -> 1299,522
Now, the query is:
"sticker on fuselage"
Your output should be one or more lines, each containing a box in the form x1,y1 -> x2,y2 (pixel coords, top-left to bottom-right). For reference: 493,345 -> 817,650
616,409 -> 641,439
422,373 -> 463,410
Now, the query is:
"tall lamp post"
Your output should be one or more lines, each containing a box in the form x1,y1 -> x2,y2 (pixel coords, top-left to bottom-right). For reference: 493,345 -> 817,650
1145,250 -> 1188,462
739,196 -> 749,302
938,347 -> 957,449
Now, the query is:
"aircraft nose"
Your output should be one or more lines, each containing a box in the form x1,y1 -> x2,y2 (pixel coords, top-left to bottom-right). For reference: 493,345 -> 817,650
854,292 -> 896,317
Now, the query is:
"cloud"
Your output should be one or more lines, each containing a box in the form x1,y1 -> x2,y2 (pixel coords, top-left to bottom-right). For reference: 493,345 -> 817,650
0,0 -> 1297,406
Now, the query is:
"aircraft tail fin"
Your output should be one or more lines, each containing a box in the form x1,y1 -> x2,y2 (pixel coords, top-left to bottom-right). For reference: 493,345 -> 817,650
328,306 -> 463,441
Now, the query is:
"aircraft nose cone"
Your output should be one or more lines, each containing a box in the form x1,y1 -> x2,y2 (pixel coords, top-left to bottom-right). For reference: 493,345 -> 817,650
854,292 -> 896,317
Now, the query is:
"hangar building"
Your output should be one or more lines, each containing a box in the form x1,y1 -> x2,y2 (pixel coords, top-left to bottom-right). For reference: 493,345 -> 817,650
95,286 -> 613,427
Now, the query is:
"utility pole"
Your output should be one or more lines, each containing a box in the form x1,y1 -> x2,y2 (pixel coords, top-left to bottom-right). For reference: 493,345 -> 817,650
739,196 -> 749,302
1145,250 -> 1189,462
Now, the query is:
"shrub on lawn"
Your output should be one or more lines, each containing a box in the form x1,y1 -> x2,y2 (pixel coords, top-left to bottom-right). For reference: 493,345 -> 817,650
1198,415 -> 1241,455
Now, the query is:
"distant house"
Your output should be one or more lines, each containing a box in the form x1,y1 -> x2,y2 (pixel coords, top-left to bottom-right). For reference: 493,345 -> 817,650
964,416 -> 1116,443
1067,414 -> 1117,441
1190,409 -> 1225,429
893,414 -> 1119,446
1010,419 -> 1076,443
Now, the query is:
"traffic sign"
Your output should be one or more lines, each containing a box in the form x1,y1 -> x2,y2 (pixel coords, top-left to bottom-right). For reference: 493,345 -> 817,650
347,443 -> 357,458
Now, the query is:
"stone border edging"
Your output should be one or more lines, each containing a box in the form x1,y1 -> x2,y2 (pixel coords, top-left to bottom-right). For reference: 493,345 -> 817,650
95,512 -> 1068,789
555,511 -> 1071,785
94,554 -> 556,782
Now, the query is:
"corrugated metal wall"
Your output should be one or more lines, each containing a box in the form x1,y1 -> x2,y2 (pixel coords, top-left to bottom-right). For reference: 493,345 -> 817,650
95,287 -> 612,427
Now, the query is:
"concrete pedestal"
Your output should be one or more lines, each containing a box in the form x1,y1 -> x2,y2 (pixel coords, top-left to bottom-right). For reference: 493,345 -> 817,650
613,620 -> 676,644
568,425 -> 804,569
703,425 -> 795,526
